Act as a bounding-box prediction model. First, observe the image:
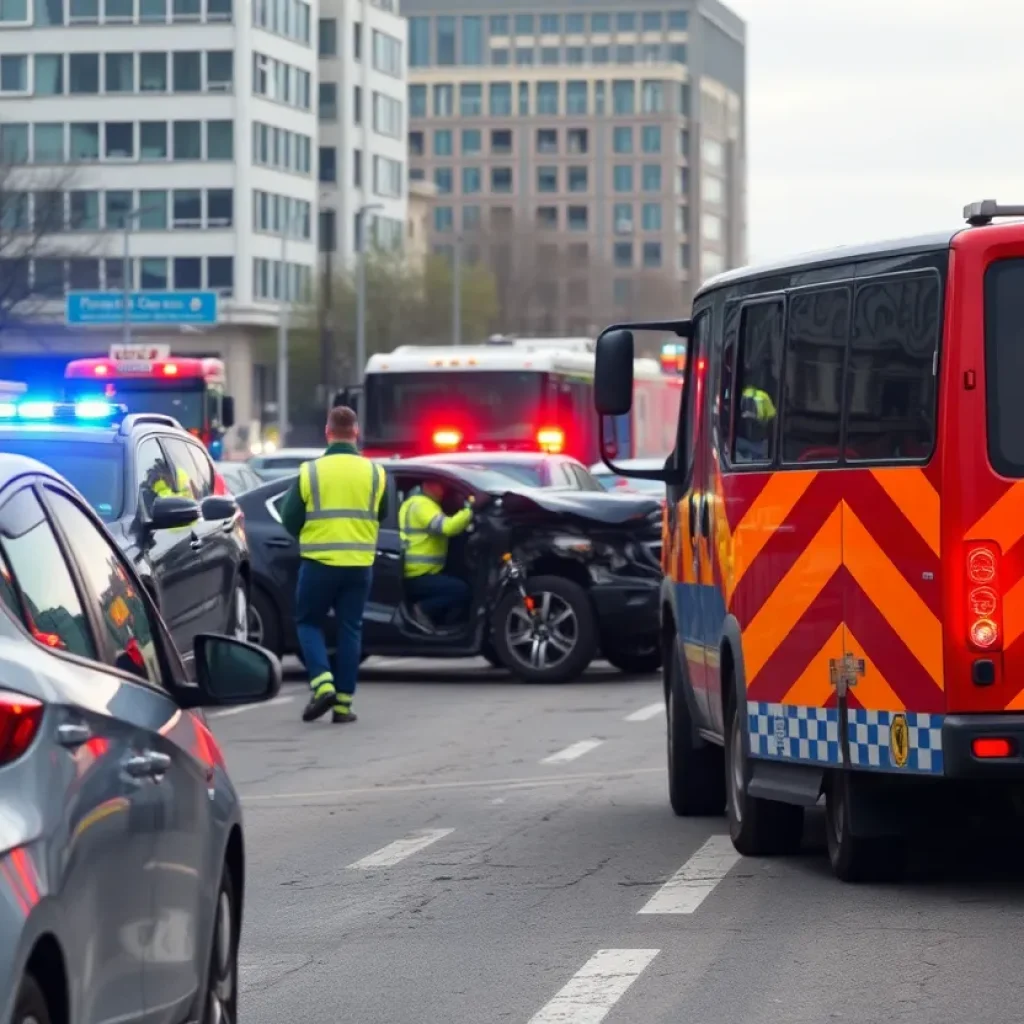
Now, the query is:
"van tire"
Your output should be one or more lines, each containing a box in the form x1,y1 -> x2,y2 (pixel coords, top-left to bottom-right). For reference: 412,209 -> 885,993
725,696 -> 804,855
825,772 -> 906,882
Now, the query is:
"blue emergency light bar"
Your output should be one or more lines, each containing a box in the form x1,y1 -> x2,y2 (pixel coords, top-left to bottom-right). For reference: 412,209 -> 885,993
0,399 -> 127,423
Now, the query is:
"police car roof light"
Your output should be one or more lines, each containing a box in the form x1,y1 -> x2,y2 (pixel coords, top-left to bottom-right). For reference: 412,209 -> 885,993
964,200 -> 1024,227
0,399 -> 127,424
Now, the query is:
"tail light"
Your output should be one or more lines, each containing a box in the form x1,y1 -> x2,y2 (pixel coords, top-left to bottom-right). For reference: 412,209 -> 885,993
432,428 -> 462,449
967,542 -> 1003,651
537,426 -> 565,453
213,472 -> 228,496
972,737 -> 1015,759
0,691 -> 43,766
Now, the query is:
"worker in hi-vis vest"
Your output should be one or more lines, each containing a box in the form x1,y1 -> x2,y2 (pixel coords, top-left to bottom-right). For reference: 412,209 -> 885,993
398,481 -> 473,630
280,406 -> 387,724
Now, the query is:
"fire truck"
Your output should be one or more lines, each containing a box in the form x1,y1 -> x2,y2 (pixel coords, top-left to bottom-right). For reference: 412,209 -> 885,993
343,337 -> 683,463
64,344 -> 235,452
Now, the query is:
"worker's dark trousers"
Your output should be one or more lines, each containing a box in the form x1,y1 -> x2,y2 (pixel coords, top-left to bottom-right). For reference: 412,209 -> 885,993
295,559 -> 372,700
405,572 -> 471,624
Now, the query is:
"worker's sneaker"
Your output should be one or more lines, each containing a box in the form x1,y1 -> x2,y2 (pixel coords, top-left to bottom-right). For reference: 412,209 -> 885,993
332,709 -> 358,724
302,675 -> 337,722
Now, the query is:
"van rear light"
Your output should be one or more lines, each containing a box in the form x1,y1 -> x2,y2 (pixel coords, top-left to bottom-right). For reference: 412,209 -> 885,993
432,428 -> 462,449
967,542 -> 1004,652
972,737 -> 1015,759
0,691 -> 43,766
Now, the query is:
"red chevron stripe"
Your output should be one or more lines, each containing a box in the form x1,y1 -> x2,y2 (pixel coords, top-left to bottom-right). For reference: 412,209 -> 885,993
720,471 -> 771,534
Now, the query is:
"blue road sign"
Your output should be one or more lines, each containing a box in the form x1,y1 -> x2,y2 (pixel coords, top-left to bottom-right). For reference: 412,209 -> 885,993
65,291 -> 218,326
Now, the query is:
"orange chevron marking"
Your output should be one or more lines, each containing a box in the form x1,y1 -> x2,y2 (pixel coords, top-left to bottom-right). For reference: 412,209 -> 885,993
1003,574 -> 1024,649
780,623 -> 843,708
844,625 -> 906,712
869,467 -> 940,557
843,503 -> 944,689
1005,686 -> 1024,712
727,470 -> 817,604
966,480 -> 1024,548
743,504 -> 842,688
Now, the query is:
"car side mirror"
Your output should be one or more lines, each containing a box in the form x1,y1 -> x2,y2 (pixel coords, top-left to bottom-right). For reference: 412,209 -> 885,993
188,634 -> 282,706
149,496 -> 200,531
594,328 -> 636,416
222,395 -> 235,429
201,494 -> 237,522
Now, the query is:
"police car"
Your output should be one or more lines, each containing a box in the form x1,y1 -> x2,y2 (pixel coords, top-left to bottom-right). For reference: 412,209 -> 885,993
0,398 -> 250,675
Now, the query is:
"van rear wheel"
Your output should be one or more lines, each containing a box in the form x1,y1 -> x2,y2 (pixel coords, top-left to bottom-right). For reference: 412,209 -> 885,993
825,772 -> 906,882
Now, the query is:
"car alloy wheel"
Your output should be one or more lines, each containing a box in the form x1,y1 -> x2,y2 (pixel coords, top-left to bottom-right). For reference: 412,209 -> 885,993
504,591 -> 578,671
232,585 -> 249,642
205,885 -> 236,1024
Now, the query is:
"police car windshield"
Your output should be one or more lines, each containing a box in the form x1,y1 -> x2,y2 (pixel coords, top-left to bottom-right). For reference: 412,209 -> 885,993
0,439 -> 124,521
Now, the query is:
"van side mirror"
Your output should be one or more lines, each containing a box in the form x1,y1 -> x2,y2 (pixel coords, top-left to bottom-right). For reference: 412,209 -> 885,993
594,329 -> 636,416
222,395 -> 235,429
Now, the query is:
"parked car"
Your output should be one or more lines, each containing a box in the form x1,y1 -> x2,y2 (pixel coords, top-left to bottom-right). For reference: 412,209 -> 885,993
217,460 -> 264,495
0,450 -> 281,1024
409,451 -> 606,491
247,448 -> 324,482
237,462 -> 663,680
0,403 -> 249,676
589,458 -> 668,498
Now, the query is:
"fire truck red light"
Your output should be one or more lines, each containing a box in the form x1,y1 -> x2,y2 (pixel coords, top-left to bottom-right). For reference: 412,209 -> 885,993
163,364 -> 178,376
94,365 -> 108,376
433,429 -> 462,448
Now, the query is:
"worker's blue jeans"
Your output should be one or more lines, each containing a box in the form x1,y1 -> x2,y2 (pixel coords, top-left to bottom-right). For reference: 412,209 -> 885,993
405,572 -> 471,625
295,560 -> 372,699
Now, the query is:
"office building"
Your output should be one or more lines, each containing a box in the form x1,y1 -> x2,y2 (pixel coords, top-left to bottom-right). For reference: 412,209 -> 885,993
403,0 -> 745,332
316,0 -> 409,264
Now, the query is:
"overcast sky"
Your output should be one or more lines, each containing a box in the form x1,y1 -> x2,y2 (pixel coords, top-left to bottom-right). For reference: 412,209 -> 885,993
724,0 -> 1024,263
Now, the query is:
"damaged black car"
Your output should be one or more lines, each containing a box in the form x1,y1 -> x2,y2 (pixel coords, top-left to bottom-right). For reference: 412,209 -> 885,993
238,460 -> 664,683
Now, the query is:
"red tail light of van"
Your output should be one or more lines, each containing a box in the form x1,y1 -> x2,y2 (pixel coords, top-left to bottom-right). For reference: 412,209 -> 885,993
966,542 -> 1004,652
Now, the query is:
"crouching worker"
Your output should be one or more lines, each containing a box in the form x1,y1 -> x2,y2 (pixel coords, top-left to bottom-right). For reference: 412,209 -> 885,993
280,405 -> 387,724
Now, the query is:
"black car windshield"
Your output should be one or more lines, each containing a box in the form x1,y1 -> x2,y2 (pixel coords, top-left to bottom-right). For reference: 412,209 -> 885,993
0,438 -> 124,521
363,371 -> 546,445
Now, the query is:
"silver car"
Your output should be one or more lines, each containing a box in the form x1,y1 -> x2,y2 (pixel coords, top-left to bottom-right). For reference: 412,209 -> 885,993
0,453 -> 280,1024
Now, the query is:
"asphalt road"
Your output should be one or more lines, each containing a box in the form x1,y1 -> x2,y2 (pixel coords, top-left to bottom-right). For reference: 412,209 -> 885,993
210,657 -> 1024,1024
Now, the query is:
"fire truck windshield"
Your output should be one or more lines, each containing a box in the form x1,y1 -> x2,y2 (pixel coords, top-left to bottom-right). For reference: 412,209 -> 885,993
65,382 -> 203,431
363,370 -> 544,446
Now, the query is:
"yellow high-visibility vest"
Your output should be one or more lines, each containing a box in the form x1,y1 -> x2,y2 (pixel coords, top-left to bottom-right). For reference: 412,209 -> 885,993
398,493 -> 472,578
299,454 -> 385,567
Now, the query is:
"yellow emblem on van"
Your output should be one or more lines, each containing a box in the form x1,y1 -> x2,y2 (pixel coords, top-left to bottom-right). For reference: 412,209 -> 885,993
890,713 -> 909,768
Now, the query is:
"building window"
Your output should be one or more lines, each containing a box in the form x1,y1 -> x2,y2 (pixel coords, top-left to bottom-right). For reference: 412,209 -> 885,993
612,80 -> 634,115
0,56 -> 28,95
668,10 -> 688,30
172,120 -> 201,159
1,0 -> 29,21
207,51 -> 233,89
434,167 -> 452,194
208,256 -> 233,294
613,203 -> 633,234
373,155 -> 402,198
318,146 -> 336,182
69,53 -> 99,94
613,165 -> 633,192
536,206 -> 557,230
514,12 -> 533,33
433,129 -> 452,156
591,12 -> 610,31
373,30 -> 402,76
462,166 -> 481,194
540,12 -> 558,32
409,17 -> 429,66
436,15 -> 455,64
173,189 -> 201,228
33,123 -> 64,163
670,43 -> 687,64
353,148 -> 362,186
536,128 -> 557,154
567,128 -> 588,154
67,122 -> 97,160
616,12 -> 635,29
641,79 -> 664,114
463,205 -> 480,231
568,166 -> 587,192
613,127 -> 633,154
704,138 -> 725,168
462,15 -> 483,64
491,167 -> 512,193
702,212 -> 723,241
613,242 -> 633,268
518,81 -> 530,115
173,51 -> 201,91
490,128 -> 512,155
515,47 -> 534,66
642,10 -> 662,30
433,83 -> 453,115
679,243 -> 690,269
490,48 -> 509,65
373,93 -> 402,139
34,54 -> 63,95
641,202 -> 662,231
537,166 -> 557,192
174,257 -> 201,288
676,205 -> 689,233
139,120 -> 167,159
460,82 -> 482,116
641,125 -> 662,153
592,45 -> 609,64
103,52 -> 134,92
566,46 -> 584,65
489,82 -> 511,116
353,21 -> 362,59
537,81 -> 558,115
566,80 -> 587,115
434,206 -> 453,232
138,189 -> 166,229
642,164 -> 662,191
704,175 -> 724,204
69,191 -> 99,230
540,47 -> 559,65
489,13 -> 507,34
408,130 -> 424,157
567,205 -> 588,231
462,128 -> 481,154
139,52 -> 166,91
616,45 -> 634,64
318,17 -> 336,55
207,121 -> 233,159
318,82 -> 337,119
105,121 -> 134,158
409,83 -> 426,117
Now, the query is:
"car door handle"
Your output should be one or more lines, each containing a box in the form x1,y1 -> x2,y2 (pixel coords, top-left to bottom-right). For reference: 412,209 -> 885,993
122,750 -> 171,778
56,722 -> 91,748
190,538 -> 203,551
266,537 -> 293,549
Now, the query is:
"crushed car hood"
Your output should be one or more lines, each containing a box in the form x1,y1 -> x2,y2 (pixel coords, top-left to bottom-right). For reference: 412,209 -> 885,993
495,488 -> 663,526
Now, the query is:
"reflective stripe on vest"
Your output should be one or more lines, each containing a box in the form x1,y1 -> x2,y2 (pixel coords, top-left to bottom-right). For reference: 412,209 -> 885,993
399,496 -> 446,572
298,455 -> 384,566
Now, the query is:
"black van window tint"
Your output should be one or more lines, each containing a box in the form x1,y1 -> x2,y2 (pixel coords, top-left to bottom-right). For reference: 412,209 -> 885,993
781,287 -> 850,464
732,300 -> 784,466
683,311 -> 710,479
985,259 -> 1024,477
717,301 -> 740,456
844,273 -> 940,463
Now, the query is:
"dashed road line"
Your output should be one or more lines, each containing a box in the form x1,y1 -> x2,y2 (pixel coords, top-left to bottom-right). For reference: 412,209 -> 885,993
527,948 -> 660,1024
540,739 -> 604,765
637,834 -> 740,914
624,702 -> 665,722
347,828 -> 455,869
208,695 -> 295,718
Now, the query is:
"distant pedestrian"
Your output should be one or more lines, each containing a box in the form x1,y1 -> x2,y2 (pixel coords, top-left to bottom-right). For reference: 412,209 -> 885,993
280,405 -> 387,723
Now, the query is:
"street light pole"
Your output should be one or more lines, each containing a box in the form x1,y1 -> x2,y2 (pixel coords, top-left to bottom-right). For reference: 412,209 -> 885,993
276,221 -> 290,447
121,207 -> 145,347
452,233 -> 462,346
355,202 -> 383,388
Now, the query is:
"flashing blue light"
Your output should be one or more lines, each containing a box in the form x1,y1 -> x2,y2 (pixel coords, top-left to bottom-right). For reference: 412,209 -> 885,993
18,401 -> 55,420
74,400 -> 117,420
0,398 -> 126,425
0,403 -> 17,418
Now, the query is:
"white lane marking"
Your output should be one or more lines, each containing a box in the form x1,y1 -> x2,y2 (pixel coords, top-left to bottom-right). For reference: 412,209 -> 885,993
243,767 -> 661,804
527,949 -> 660,1024
208,695 -> 295,719
624,702 -> 665,722
491,797 -> 506,805
541,739 -> 604,765
638,835 -> 740,915
347,828 -> 455,869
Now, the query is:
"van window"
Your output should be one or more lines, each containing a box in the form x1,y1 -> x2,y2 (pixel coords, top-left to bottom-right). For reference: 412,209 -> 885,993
732,300 -> 784,466
781,287 -> 849,464
985,259 -> 1024,477
844,273 -> 940,463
